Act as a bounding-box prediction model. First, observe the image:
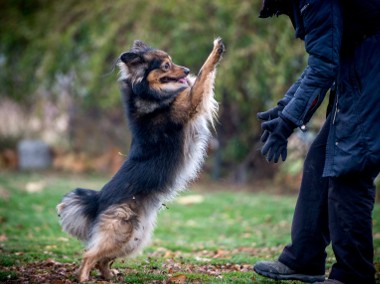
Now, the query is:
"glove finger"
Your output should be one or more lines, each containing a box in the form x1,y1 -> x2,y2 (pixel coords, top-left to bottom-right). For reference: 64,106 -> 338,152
267,144 -> 278,162
257,111 -> 270,121
260,130 -> 270,143
267,149 -> 274,162
281,147 -> 287,161
257,107 -> 279,121
273,147 -> 282,163
261,119 -> 277,132
261,139 -> 273,157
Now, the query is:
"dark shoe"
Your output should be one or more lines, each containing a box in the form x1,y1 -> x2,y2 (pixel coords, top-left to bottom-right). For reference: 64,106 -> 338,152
253,260 -> 325,283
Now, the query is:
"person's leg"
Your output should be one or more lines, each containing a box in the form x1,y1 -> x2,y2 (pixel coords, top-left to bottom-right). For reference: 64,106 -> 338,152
254,116 -> 331,282
278,117 -> 331,275
328,171 -> 377,284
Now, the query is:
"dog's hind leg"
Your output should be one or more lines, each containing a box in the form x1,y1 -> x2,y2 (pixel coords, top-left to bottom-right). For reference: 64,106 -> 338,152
78,253 -> 99,282
96,257 -> 115,280
78,253 -> 116,282
78,203 -> 138,282
78,242 -> 119,282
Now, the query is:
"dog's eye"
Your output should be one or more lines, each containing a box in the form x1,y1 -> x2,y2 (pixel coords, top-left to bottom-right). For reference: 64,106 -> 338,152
162,63 -> 171,71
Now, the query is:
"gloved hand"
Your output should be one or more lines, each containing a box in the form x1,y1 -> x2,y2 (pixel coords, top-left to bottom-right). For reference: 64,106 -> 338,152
261,116 -> 295,163
257,97 -> 290,143
257,107 -> 279,143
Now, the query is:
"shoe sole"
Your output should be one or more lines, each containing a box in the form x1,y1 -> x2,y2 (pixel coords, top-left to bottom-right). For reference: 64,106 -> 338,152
253,266 -> 325,283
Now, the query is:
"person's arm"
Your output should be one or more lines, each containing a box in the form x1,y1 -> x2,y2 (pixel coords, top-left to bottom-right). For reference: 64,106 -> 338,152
282,67 -> 307,103
281,0 -> 343,126
257,68 -> 307,125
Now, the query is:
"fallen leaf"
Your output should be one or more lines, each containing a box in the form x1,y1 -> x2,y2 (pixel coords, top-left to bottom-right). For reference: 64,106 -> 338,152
45,258 -> 61,266
213,249 -> 227,258
57,237 -> 69,242
25,181 -> 46,193
45,245 -> 57,250
176,195 -> 204,205
168,274 -> 187,283
194,256 -> 211,262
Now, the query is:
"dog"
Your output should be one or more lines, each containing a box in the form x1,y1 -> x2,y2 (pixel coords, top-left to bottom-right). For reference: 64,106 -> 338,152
57,38 -> 225,282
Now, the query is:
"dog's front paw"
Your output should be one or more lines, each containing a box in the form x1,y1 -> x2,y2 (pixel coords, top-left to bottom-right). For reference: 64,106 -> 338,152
199,37 -> 225,73
213,37 -> 225,56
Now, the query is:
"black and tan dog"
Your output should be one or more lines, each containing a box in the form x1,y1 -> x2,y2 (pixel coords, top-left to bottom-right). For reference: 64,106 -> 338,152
57,38 -> 225,282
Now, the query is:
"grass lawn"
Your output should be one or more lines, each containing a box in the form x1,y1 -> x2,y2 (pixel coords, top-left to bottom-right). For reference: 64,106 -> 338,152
0,172 -> 379,283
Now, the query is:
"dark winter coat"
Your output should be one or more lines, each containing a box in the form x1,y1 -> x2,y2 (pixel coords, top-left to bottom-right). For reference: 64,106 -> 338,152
260,0 -> 380,176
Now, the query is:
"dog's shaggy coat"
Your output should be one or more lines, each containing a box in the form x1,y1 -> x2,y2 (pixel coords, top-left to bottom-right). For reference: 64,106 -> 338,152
57,38 -> 225,282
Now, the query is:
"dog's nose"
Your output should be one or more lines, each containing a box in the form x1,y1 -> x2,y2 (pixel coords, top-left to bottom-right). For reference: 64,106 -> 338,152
183,68 -> 190,75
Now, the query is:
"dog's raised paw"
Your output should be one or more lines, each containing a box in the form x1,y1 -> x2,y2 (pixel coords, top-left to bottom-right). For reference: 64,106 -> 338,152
213,37 -> 225,55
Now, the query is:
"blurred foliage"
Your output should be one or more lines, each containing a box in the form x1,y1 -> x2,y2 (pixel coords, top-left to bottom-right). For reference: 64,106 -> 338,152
0,0 -> 307,181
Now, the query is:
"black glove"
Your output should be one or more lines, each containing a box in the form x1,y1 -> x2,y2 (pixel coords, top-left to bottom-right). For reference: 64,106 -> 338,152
257,97 -> 290,143
257,106 -> 280,121
261,116 -> 295,163
257,107 -> 280,144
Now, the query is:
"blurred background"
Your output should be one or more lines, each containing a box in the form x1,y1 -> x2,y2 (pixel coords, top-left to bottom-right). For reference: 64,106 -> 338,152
0,0 -> 375,196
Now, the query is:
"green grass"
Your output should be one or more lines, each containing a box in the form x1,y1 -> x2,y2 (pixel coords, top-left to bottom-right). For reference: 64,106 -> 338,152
0,172 -> 379,283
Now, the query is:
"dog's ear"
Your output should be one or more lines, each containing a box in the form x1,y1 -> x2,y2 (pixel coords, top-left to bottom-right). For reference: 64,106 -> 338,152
132,40 -> 151,51
120,52 -> 144,65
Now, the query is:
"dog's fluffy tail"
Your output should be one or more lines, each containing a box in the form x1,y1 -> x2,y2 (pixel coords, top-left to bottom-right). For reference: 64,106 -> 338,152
57,188 -> 99,241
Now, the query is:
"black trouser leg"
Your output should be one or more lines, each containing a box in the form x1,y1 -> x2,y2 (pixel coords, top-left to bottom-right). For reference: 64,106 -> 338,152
279,117 -> 331,275
328,172 -> 377,284
278,114 -> 378,282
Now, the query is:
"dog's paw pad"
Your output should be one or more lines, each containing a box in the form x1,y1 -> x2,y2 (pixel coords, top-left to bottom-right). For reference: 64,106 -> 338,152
217,44 -> 225,55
